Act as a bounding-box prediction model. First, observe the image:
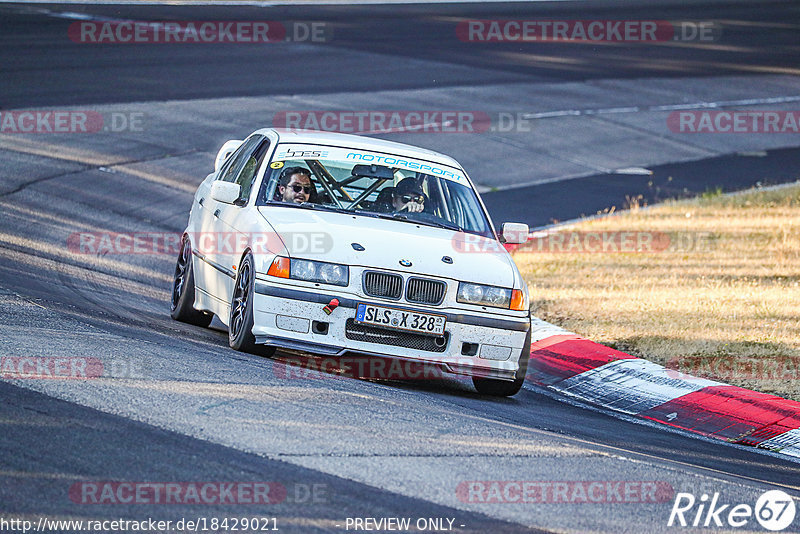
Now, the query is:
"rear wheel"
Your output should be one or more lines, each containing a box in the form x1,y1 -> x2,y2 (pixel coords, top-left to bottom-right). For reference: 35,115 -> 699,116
229,252 -> 275,357
472,328 -> 531,397
170,237 -> 213,327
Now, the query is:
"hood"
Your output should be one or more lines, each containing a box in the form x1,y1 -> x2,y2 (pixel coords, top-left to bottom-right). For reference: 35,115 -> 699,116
257,206 -> 517,287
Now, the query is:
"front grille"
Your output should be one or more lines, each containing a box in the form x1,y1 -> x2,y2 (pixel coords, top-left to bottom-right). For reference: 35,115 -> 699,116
406,277 -> 446,305
345,319 -> 449,352
363,271 -> 403,299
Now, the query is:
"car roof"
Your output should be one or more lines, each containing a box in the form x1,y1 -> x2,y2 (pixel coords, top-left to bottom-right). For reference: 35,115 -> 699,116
254,128 -> 464,170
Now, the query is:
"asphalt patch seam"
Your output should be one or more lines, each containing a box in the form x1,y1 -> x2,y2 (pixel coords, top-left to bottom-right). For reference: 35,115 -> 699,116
0,147 -> 199,198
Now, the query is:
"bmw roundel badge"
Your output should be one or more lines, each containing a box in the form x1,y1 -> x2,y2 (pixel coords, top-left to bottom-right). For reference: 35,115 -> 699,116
399,259 -> 412,267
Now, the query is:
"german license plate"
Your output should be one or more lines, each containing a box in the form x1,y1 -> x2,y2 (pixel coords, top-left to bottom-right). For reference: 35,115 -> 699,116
355,303 -> 446,336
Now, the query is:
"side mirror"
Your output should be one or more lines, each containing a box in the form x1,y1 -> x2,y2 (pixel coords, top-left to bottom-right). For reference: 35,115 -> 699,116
214,139 -> 244,172
501,222 -> 529,244
210,181 -> 241,204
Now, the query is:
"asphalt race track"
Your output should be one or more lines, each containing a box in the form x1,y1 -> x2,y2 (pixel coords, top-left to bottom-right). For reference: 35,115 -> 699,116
1,1 -> 800,532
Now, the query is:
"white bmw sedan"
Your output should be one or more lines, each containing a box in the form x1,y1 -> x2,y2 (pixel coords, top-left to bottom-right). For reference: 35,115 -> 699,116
171,128 -> 532,396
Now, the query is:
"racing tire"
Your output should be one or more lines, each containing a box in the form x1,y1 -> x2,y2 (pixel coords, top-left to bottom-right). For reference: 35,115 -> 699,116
170,236 -> 213,327
229,252 -> 276,357
472,327 -> 531,397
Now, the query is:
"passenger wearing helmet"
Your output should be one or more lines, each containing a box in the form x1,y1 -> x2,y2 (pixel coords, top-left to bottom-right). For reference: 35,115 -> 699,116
390,177 -> 426,213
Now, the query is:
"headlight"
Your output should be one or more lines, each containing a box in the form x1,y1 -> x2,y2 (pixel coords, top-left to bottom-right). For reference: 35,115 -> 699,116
318,263 -> 348,285
291,259 -> 318,281
268,256 -> 349,287
457,282 -> 526,310
483,286 -> 510,306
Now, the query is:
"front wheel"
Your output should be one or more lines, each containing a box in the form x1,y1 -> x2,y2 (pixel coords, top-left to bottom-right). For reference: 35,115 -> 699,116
229,252 -> 275,357
472,328 -> 531,397
170,236 -> 213,327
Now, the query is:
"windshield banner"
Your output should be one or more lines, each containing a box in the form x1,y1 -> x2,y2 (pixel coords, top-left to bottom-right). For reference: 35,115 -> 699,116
273,144 -> 467,184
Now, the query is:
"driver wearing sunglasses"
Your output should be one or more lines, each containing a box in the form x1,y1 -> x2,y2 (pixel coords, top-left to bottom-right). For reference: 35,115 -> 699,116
391,177 -> 425,213
278,166 -> 315,204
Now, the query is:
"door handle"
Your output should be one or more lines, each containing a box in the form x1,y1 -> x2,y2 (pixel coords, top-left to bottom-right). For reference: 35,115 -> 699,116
213,209 -> 221,218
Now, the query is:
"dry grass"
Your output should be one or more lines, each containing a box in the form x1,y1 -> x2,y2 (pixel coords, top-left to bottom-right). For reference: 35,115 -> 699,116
514,183 -> 800,400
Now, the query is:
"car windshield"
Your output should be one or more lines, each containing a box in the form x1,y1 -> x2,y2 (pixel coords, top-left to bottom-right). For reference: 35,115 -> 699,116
257,143 -> 494,237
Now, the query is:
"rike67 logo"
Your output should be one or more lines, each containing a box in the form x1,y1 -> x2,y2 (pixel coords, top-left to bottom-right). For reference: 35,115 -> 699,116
669,490 -> 796,531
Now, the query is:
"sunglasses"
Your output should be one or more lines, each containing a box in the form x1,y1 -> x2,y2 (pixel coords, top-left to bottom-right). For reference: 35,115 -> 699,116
290,184 -> 313,194
399,194 -> 424,204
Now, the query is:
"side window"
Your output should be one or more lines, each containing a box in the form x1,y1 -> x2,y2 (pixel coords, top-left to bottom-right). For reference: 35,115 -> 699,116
234,139 -> 270,202
217,136 -> 262,183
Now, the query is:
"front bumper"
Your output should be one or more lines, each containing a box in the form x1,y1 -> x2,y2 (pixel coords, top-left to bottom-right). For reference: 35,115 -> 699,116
253,280 -> 530,381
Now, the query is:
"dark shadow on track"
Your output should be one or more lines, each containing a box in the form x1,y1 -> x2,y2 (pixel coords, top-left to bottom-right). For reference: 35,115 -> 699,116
0,381 -> 540,533
482,146 -> 800,228
1,1 -> 799,107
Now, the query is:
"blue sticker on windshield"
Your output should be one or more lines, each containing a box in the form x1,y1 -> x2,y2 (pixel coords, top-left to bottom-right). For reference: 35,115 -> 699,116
345,152 -> 463,182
